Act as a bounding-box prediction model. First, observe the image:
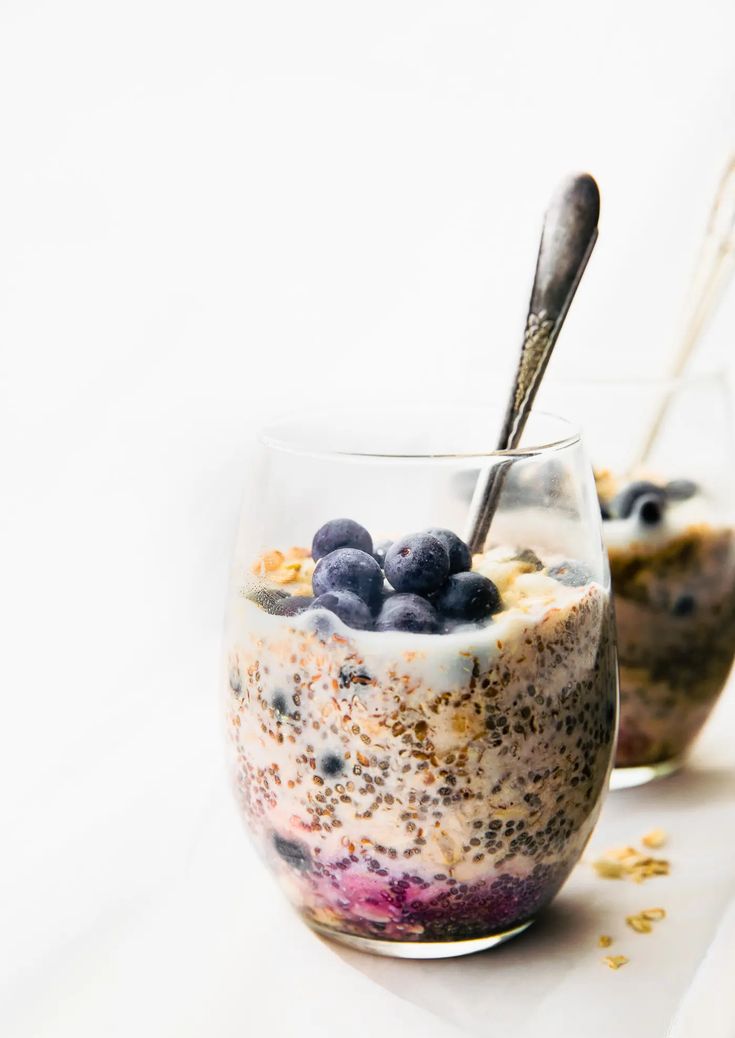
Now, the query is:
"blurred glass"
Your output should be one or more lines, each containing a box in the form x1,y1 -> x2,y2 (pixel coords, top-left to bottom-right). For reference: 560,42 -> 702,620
539,374 -> 735,787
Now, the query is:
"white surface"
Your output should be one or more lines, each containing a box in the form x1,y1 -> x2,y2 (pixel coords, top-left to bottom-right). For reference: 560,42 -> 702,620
2,1 -> 735,1036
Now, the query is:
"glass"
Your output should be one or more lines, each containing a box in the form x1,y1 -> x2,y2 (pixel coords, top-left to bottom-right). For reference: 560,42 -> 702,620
538,374 -> 735,787
222,405 -> 617,958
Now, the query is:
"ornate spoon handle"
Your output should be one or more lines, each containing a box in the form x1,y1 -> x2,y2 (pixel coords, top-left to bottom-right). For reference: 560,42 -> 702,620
466,173 -> 600,554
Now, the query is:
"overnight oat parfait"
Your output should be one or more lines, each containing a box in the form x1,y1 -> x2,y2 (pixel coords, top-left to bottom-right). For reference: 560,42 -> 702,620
597,469 -> 735,776
539,373 -> 735,784
223,407 -> 618,957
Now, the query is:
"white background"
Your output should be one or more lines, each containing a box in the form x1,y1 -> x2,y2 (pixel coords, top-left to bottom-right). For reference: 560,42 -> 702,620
2,2 -> 735,1036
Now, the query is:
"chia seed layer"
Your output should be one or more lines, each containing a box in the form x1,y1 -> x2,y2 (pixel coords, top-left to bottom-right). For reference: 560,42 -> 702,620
224,548 -> 616,944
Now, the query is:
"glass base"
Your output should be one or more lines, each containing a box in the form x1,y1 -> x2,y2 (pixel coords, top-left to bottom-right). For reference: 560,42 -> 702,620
610,755 -> 684,790
308,918 -> 534,959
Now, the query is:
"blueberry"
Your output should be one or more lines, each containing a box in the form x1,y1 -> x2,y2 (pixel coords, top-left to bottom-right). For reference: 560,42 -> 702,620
600,500 -> 611,521
273,594 -> 314,616
435,572 -> 502,622
272,692 -> 289,715
384,533 -> 450,594
548,560 -> 592,587
375,593 -> 440,634
307,611 -> 336,641
635,493 -> 664,526
611,481 -> 664,519
666,479 -> 698,502
312,547 -> 383,606
373,540 -> 393,568
312,518 -> 373,561
308,590 -> 373,630
273,834 -> 311,872
425,528 -> 472,574
673,594 -> 696,617
321,752 -> 343,776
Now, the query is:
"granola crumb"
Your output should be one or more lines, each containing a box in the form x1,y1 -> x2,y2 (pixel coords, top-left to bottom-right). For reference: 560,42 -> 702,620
593,858 -> 625,879
252,549 -> 285,577
642,828 -> 667,849
626,914 -> 653,934
592,845 -> 670,883
598,934 -> 613,948
641,907 -> 666,921
602,955 -> 629,970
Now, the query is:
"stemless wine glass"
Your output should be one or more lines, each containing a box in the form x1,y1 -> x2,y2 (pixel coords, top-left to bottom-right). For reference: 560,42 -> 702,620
223,404 -> 617,959
539,373 -> 735,788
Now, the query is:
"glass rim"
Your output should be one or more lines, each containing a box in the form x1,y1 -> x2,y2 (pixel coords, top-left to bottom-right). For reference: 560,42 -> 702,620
258,404 -> 581,461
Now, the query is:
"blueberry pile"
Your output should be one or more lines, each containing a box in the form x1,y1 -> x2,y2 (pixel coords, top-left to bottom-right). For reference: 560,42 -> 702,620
599,478 -> 697,527
283,518 -> 502,634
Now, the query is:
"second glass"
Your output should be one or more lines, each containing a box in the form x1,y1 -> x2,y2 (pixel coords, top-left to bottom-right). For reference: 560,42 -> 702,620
540,374 -> 735,786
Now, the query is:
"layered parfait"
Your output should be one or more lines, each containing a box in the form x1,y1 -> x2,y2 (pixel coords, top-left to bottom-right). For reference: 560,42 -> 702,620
596,473 -> 735,770
224,518 -> 617,948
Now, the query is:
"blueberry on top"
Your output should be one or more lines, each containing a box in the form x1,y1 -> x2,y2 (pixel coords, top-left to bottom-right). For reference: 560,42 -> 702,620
635,493 -> 664,526
384,533 -> 450,594
308,589 -> 373,630
665,479 -> 698,502
435,571 -> 501,622
612,480 -> 665,519
374,593 -> 440,634
425,528 -> 472,574
548,560 -> 592,587
273,594 -> 315,616
312,518 -> 373,561
312,547 -> 383,606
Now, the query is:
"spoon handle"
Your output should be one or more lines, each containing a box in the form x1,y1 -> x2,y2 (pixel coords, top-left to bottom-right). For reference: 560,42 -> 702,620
466,174 -> 600,554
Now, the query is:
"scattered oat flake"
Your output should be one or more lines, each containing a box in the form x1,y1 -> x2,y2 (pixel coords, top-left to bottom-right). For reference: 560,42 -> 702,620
592,845 -> 670,883
611,846 -> 642,860
602,955 -> 629,970
642,828 -> 667,849
593,858 -> 625,879
626,914 -> 653,934
641,907 -> 666,921
598,935 -> 613,948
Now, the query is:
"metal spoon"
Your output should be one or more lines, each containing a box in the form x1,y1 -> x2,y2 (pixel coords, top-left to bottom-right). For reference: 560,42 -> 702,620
465,173 -> 601,554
